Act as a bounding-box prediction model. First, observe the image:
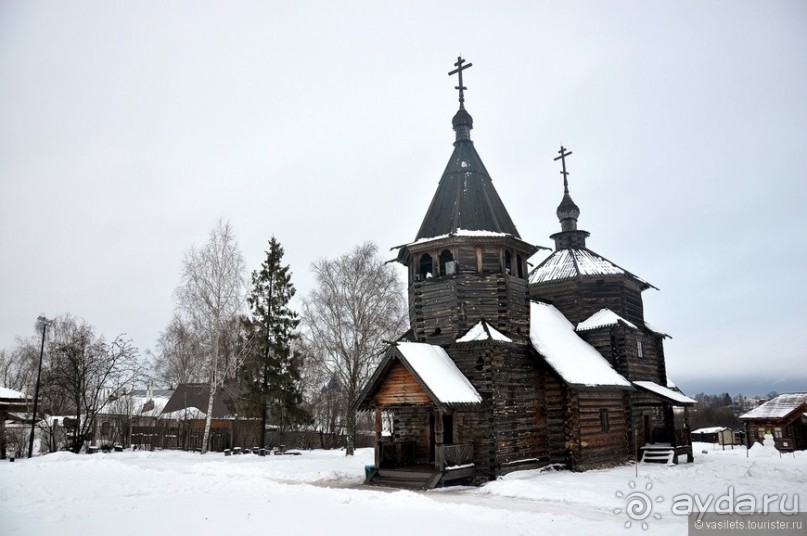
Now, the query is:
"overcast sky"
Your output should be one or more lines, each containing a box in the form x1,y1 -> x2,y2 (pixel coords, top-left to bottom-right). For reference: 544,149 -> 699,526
1,1 -> 805,396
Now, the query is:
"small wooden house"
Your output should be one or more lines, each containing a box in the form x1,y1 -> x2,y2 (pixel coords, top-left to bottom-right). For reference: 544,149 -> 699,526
691,426 -> 736,446
740,393 -> 807,452
355,59 -> 694,489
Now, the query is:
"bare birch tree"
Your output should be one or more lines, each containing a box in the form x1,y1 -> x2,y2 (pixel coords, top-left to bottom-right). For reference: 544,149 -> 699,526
301,242 -> 406,455
175,219 -> 246,454
152,315 -> 205,388
46,315 -> 143,453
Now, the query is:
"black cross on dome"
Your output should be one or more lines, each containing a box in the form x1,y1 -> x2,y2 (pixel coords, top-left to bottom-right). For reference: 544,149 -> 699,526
554,145 -> 573,193
448,56 -> 473,107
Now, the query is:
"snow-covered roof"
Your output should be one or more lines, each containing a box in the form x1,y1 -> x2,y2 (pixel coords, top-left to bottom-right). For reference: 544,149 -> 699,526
692,426 -> 728,434
643,320 -> 670,338
740,393 -> 807,421
456,321 -> 513,343
666,378 -> 677,389
0,387 -> 27,399
529,248 -> 655,289
529,302 -> 631,388
161,407 -> 207,420
633,381 -> 696,405
135,394 -> 172,418
576,309 -> 638,332
396,342 -> 482,405
403,229 -> 515,248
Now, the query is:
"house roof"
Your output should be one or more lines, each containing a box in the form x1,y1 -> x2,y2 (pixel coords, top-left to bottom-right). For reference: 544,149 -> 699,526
396,342 -> 482,406
0,387 -> 27,400
98,390 -> 174,418
529,301 -> 632,388
692,426 -> 728,434
739,393 -> 807,421
0,387 -> 29,412
456,320 -> 513,343
576,308 -> 638,332
161,383 -> 244,419
633,380 -> 696,405
414,111 -> 521,241
529,248 -> 656,290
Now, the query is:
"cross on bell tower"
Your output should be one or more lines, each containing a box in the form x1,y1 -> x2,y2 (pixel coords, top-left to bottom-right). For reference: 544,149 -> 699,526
554,145 -> 573,194
551,144 -> 588,249
448,56 -> 473,108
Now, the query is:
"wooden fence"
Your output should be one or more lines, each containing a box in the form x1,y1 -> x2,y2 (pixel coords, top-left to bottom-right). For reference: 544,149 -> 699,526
126,422 -> 375,452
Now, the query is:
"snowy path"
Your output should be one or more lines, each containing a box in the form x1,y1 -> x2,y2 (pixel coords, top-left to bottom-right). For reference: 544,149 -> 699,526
1,444 -> 804,536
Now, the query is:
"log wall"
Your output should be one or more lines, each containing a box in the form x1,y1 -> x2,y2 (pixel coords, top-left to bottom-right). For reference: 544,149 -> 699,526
489,345 -> 548,468
577,326 -> 667,384
391,406 -> 432,461
573,390 -> 630,470
410,273 -> 529,346
530,278 -> 646,327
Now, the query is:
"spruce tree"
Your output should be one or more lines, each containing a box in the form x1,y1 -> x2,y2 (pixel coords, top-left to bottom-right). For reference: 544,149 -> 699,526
241,237 -> 309,448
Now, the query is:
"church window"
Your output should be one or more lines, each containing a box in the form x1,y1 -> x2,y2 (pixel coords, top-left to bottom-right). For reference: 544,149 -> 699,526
418,254 -> 433,279
504,251 -> 512,274
599,409 -> 610,432
475,355 -> 484,372
476,247 -> 483,272
637,340 -> 644,358
439,249 -> 456,275
516,254 -> 524,278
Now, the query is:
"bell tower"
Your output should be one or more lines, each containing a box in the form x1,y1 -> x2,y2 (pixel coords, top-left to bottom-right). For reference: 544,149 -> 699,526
395,57 -> 540,346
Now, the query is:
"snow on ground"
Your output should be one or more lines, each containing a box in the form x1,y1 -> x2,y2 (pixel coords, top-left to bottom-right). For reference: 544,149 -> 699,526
1,443 -> 805,535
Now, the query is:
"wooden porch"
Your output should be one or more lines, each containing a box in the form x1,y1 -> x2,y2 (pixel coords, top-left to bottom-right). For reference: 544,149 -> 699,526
366,442 -> 476,490
639,405 -> 694,464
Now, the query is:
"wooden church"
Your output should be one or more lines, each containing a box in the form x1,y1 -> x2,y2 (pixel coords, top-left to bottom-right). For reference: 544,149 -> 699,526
355,57 -> 695,489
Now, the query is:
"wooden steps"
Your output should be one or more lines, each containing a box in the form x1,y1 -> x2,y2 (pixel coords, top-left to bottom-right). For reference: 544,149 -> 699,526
640,445 -> 675,464
366,468 -> 442,490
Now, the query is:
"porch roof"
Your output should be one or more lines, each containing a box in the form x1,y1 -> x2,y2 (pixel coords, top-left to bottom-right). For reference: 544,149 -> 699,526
633,380 -> 696,406
396,342 -> 483,406
355,342 -> 483,411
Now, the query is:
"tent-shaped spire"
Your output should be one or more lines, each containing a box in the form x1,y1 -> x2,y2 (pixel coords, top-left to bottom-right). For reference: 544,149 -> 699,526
414,57 -> 521,241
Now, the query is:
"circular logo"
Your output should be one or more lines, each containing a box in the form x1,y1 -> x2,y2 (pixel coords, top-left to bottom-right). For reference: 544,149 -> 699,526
614,480 -> 664,530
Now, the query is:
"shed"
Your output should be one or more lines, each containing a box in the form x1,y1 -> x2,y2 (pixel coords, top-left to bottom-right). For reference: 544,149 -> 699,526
691,426 -> 736,446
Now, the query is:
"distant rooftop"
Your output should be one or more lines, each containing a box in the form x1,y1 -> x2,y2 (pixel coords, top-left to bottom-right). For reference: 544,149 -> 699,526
740,393 -> 807,421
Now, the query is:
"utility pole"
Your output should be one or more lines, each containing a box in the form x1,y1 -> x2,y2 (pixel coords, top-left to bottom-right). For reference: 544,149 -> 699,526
28,316 -> 52,458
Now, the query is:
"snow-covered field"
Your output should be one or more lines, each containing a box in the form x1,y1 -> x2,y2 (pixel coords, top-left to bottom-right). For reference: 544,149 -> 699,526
1,443 -> 805,535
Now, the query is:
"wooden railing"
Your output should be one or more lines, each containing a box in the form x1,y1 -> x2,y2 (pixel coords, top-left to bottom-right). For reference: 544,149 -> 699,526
441,444 -> 473,467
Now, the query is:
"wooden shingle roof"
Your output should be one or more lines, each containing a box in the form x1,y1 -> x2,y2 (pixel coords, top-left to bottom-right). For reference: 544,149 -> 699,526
740,393 -> 807,421
529,247 -> 657,290
414,110 -> 520,241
